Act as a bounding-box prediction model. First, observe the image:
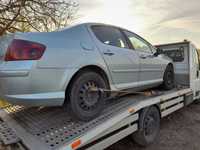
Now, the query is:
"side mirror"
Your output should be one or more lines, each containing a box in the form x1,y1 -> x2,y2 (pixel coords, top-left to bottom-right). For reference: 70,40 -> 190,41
154,48 -> 163,56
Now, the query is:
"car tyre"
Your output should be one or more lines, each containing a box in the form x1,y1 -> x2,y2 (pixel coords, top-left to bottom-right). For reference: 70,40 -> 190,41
131,106 -> 160,146
67,71 -> 108,121
162,64 -> 174,90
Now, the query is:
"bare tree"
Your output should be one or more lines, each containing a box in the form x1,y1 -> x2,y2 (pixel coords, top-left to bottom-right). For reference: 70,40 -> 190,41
0,0 -> 79,35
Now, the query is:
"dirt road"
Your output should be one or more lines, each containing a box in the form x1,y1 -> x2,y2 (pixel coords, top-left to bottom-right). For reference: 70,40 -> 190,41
107,102 -> 200,150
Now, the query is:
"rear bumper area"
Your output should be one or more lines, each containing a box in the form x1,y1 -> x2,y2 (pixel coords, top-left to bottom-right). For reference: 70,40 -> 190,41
0,71 -> 66,106
0,62 -> 75,107
0,60 -> 78,106
2,92 -> 65,106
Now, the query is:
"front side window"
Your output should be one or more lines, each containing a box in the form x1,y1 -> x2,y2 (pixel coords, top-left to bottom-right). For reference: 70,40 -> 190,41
124,30 -> 152,53
91,26 -> 128,48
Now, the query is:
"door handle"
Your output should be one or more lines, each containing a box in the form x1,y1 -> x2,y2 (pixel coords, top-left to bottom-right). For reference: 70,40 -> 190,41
139,54 -> 154,59
139,55 -> 147,59
103,50 -> 115,56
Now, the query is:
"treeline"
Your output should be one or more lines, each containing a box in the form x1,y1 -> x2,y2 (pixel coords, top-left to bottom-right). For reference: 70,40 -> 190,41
0,0 -> 79,36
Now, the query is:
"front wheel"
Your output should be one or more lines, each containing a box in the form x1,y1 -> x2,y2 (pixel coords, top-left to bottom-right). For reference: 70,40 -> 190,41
162,64 -> 174,90
67,71 -> 108,121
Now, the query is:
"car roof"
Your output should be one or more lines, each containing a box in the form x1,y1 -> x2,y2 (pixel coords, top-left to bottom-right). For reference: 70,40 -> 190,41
62,22 -> 125,30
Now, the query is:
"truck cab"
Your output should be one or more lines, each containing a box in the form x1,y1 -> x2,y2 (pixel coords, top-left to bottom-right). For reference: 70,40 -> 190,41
156,41 -> 200,100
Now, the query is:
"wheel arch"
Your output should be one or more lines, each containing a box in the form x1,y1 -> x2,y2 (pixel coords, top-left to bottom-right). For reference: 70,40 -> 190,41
138,104 -> 161,127
153,104 -> 161,119
163,62 -> 174,77
167,62 -> 174,69
64,65 -> 110,105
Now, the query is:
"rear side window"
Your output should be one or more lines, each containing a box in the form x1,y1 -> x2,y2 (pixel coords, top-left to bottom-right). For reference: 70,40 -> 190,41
91,26 -> 128,48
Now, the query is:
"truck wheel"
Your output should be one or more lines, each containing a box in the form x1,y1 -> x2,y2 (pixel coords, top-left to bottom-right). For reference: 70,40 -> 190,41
67,71 -> 108,121
163,64 -> 174,90
131,106 -> 160,146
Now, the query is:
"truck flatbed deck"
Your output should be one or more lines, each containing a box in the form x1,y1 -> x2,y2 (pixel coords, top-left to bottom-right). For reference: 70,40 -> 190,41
0,87 -> 192,150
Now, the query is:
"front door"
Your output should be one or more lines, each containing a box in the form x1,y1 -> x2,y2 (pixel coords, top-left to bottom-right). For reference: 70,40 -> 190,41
90,25 -> 140,89
123,30 -> 163,87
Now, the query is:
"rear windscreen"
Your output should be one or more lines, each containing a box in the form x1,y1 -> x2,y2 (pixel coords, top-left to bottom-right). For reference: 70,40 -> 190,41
163,46 -> 184,62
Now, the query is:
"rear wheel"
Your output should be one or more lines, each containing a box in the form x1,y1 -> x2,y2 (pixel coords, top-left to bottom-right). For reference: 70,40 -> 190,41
67,71 -> 108,121
131,106 -> 160,146
162,64 -> 174,90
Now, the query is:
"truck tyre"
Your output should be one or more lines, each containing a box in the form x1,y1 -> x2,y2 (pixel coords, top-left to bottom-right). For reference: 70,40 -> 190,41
131,106 -> 160,146
67,71 -> 108,121
163,64 -> 174,90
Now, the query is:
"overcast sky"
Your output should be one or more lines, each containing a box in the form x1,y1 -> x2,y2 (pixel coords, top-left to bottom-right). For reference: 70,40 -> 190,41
76,0 -> 200,48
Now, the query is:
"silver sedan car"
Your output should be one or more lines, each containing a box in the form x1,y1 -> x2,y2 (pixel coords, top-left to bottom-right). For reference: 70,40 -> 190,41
0,23 -> 174,121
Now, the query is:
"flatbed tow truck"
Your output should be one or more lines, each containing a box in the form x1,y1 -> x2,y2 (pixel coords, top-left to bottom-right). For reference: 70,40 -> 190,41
0,41 -> 199,150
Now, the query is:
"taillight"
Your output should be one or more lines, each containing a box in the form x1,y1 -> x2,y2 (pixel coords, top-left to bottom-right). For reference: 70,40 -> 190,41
5,39 -> 46,61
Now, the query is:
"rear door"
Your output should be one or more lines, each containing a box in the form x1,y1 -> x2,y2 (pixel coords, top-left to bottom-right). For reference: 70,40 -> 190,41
123,30 -> 163,86
90,25 -> 140,89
